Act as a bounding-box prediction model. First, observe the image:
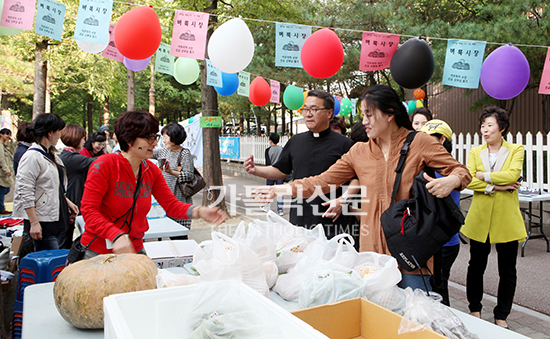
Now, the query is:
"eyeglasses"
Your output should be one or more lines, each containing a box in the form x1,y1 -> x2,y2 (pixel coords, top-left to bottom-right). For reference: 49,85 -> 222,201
140,134 -> 160,144
302,107 -> 328,115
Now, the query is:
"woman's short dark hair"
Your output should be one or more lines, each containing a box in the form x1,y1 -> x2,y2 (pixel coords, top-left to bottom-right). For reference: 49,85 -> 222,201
16,122 -> 34,143
0,128 -> 11,135
479,106 -> 510,135
83,131 -> 107,152
350,123 -> 369,143
359,85 -> 413,130
307,90 -> 335,111
161,122 -> 187,145
411,107 -> 433,122
330,116 -> 347,135
31,113 -> 66,142
61,124 -> 86,149
115,111 -> 159,152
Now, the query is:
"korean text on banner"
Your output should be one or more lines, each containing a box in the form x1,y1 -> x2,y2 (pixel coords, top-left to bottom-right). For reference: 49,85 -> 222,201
359,32 -> 400,71
206,59 -> 222,87
102,23 -> 123,62
170,10 -> 209,59
238,71 -> 250,97
34,0 -> 65,41
155,42 -> 174,76
270,80 -> 280,104
538,47 -> 550,95
73,0 -> 113,45
442,39 -> 487,89
275,23 -> 311,68
1,0 -> 37,30
219,137 -> 240,160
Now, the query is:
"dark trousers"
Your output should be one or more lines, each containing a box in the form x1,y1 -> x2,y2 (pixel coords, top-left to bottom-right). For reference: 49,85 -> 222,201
466,239 -> 519,320
430,244 -> 460,306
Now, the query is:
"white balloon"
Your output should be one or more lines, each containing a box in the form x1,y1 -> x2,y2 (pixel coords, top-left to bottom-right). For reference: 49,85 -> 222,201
207,18 -> 254,74
76,39 -> 108,54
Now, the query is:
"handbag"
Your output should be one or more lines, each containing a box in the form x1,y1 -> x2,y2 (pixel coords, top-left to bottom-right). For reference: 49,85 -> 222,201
67,163 -> 144,264
176,149 -> 206,198
380,131 -> 465,272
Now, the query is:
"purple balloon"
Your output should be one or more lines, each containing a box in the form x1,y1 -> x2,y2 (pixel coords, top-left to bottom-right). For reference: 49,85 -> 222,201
123,56 -> 151,72
480,43 -> 530,100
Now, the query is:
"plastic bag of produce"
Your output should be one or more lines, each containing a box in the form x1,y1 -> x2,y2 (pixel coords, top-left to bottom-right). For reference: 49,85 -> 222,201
399,288 -> 479,339
156,268 -> 200,288
232,221 -> 277,263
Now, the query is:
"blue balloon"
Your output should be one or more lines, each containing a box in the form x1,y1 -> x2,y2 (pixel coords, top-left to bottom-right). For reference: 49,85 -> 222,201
333,96 -> 340,116
214,72 -> 239,96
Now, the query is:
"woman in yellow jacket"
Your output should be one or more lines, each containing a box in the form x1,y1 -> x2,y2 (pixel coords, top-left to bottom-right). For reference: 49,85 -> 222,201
461,106 -> 526,329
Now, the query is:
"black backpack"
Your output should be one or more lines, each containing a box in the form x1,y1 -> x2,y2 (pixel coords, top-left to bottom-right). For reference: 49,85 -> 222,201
380,132 -> 465,271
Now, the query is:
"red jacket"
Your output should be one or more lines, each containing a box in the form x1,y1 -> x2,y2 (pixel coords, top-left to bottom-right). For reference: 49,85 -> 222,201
81,152 -> 192,253
80,148 -> 92,157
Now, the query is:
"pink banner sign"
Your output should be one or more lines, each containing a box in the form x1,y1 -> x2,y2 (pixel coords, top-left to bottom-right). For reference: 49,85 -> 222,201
359,31 -> 400,71
270,80 -> 280,103
102,23 -> 123,62
1,0 -> 37,30
539,47 -> 550,95
170,10 -> 209,60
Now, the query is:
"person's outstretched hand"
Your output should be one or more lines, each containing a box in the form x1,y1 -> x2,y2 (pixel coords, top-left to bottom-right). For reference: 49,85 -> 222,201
244,154 -> 256,174
198,206 -> 227,226
321,198 -> 344,222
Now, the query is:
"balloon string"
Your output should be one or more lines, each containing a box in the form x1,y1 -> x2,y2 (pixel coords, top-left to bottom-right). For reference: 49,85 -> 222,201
110,0 -> 550,49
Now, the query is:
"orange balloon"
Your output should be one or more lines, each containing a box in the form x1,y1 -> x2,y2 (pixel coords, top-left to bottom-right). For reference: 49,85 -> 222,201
299,90 -> 309,114
413,88 -> 426,100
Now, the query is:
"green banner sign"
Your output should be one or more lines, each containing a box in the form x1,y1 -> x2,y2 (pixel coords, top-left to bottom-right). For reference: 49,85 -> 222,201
200,116 -> 222,128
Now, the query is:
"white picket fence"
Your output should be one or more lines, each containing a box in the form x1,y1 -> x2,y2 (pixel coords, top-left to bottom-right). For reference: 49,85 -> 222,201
225,132 -> 549,190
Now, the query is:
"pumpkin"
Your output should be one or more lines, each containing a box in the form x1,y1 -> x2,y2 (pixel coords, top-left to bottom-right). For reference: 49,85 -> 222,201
53,253 -> 158,329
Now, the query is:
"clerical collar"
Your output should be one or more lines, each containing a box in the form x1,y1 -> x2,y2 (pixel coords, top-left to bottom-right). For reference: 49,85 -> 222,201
310,127 -> 332,138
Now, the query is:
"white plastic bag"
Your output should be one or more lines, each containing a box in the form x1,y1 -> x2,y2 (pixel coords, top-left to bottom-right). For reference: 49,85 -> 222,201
156,268 -> 200,288
298,261 -> 364,308
192,232 -> 269,297
232,221 -> 277,263
399,288 -> 479,339
263,260 -> 279,289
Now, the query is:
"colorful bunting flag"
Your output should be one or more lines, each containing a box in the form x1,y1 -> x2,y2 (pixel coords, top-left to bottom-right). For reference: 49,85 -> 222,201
275,23 -> 311,68
34,0 -> 65,41
442,39 -> 487,89
170,10 -> 209,60
102,23 -> 123,62
74,0 -> 112,45
359,32 -> 400,71
206,59 -> 222,87
1,0 -> 37,30
538,47 -> 550,95
270,80 -> 280,103
238,71 -> 250,97
155,42 -> 174,76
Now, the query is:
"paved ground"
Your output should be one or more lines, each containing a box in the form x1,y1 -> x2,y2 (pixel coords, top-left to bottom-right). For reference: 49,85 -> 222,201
188,173 -> 550,338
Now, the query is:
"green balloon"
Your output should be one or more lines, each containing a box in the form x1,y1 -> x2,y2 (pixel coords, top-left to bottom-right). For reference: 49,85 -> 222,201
174,57 -> 200,85
340,98 -> 352,116
283,85 -> 304,110
408,100 -> 416,113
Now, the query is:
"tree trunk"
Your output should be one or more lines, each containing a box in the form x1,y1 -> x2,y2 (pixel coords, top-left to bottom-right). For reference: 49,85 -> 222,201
32,40 -> 48,119
281,105 -> 286,134
103,97 -> 110,126
201,0 -> 226,211
239,112 -> 244,134
87,99 -> 93,135
127,69 -> 135,111
266,110 -> 271,134
45,74 -> 51,113
149,61 -> 155,116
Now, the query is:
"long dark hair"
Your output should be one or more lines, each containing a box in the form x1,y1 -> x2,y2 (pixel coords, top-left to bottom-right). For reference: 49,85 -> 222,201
359,84 -> 413,130
83,131 -> 107,157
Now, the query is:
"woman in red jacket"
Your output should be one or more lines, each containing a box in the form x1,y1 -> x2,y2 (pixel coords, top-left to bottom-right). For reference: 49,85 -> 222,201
80,111 -> 226,257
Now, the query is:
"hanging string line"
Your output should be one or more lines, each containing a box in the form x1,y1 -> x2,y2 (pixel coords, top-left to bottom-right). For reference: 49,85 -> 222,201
110,0 -> 550,49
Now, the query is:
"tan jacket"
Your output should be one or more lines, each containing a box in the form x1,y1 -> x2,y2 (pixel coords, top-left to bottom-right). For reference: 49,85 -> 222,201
0,141 -> 14,187
289,127 -> 471,273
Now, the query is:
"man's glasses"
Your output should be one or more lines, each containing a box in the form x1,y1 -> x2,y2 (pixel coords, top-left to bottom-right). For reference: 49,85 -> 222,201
140,134 -> 160,144
302,107 -> 328,115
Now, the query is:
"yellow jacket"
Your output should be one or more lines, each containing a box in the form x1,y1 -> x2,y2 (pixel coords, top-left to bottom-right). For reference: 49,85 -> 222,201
461,140 -> 527,243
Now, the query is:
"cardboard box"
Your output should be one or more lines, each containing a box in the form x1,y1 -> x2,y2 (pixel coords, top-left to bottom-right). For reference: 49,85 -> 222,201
292,297 -> 446,339
104,280 -> 328,339
143,240 -> 198,269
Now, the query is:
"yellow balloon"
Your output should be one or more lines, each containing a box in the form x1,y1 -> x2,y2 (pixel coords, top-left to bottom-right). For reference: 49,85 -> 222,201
416,100 -> 424,108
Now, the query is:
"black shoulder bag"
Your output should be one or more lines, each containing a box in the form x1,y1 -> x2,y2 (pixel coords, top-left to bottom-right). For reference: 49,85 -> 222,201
67,163 -> 144,264
380,132 -> 465,271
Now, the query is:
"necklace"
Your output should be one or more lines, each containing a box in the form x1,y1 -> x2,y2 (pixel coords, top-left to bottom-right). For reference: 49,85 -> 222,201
381,148 -> 389,160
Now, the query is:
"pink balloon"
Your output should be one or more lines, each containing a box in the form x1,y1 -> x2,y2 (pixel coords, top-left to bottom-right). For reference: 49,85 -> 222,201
123,57 -> 151,72
480,43 -> 530,100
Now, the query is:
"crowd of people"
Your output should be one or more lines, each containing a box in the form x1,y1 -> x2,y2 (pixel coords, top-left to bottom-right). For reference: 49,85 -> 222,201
0,84 -> 526,329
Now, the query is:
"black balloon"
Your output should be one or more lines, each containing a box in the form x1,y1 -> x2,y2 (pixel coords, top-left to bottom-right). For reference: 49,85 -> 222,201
390,38 -> 434,89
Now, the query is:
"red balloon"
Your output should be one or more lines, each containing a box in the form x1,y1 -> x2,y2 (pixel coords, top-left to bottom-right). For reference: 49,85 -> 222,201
249,77 -> 271,106
114,6 -> 162,60
301,28 -> 344,79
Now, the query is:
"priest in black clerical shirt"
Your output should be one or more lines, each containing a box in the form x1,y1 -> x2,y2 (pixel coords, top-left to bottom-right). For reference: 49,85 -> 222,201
244,89 -> 358,247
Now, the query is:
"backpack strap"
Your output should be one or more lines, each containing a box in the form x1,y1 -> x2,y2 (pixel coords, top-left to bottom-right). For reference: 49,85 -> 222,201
390,131 -> 417,203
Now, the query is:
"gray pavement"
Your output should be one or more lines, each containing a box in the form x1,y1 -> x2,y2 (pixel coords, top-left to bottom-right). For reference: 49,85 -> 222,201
188,173 -> 550,338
